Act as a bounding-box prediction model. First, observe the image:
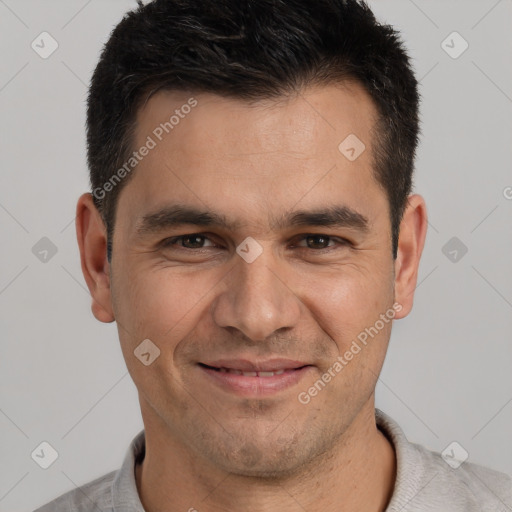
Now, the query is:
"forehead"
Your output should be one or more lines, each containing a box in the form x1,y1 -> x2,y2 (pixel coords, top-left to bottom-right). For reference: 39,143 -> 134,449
119,82 -> 385,233
135,82 -> 377,158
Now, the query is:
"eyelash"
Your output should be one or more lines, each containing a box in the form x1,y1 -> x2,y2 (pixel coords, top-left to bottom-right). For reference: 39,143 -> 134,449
160,233 -> 351,252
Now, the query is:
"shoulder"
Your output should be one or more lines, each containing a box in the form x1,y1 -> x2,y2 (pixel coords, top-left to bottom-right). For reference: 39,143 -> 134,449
33,469 -> 117,512
33,429 -> 146,512
376,409 -> 512,511
410,441 -> 512,511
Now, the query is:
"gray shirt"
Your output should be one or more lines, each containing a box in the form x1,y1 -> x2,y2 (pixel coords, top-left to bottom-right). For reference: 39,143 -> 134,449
33,409 -> 512,511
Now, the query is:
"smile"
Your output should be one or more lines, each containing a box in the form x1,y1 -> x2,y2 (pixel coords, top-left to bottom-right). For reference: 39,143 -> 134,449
198,361 -> 313,397
203,365 -> 290,377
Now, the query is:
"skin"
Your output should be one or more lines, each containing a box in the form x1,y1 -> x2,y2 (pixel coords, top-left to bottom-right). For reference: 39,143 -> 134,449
77,82 -> 427,511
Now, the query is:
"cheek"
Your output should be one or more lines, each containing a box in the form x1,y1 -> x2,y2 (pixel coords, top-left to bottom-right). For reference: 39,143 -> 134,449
112,263 -> 219,344
308,272 -> 394,389
111,266 -> 212,391
298,262 -> 394,346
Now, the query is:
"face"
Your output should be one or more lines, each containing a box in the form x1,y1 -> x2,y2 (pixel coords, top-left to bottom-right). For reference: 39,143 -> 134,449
79,83 -> 425,478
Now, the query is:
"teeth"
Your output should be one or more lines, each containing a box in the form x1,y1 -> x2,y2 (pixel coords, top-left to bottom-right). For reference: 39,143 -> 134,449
219,368 -> 288,377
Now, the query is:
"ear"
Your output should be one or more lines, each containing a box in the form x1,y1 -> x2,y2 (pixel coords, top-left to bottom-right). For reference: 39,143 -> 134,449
76,193 -> 115,323
393,194 -> 428,319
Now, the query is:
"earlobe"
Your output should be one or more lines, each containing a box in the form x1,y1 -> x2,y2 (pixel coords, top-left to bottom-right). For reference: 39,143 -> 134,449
393,194 -> 428,319
75,193 -> 115,323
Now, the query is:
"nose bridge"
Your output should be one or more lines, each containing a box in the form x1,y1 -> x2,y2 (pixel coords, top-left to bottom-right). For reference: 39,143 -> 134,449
212,244 -> 301,341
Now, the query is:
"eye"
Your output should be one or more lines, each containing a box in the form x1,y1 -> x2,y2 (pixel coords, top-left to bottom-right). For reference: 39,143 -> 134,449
294,234 -> 350,250
162,233 -> 218,250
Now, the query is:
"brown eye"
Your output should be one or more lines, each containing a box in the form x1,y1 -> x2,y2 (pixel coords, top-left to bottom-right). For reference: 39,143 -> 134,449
162,234 -> 217,249
295,234 -> 348,250
305,235 -> 331,249
180,235 -> 208,248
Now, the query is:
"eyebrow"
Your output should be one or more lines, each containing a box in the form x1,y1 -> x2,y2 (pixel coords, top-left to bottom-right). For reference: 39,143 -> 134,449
135,203 -> 370,237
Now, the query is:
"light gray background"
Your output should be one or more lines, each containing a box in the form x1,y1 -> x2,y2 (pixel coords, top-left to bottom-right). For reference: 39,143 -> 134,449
1,1 -> 511,511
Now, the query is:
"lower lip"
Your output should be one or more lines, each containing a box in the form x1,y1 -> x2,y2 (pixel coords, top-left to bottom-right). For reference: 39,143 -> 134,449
199,365 -> 313,397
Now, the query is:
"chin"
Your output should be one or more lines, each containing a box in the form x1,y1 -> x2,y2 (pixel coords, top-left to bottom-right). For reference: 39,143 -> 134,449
205,433 -> 328,480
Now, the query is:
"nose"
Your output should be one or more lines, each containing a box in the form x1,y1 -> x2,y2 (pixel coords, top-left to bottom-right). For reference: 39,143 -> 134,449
211,244 -> 302,342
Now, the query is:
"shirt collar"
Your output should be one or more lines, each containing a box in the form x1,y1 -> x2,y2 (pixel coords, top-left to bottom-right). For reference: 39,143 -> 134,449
112,429 -> 146,511
375,408 -> 426,511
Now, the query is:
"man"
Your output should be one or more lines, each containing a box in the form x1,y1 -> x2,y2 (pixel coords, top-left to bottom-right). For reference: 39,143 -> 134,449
35,0 -> 511,511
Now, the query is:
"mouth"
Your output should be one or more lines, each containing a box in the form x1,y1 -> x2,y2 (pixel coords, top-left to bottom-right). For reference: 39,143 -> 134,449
202,366 -> 290,377
197,359 -> 313,397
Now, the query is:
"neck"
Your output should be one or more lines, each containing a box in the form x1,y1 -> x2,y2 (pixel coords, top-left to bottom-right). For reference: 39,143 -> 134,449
135,400 -> 396,512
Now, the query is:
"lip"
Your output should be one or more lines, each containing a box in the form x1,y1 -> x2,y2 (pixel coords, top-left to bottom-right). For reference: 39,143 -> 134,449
198,360 -> 313,397
200,358 -> 308,372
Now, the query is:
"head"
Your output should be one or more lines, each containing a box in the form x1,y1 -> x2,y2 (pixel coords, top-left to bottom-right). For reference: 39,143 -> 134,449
78,0 -> 427,478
